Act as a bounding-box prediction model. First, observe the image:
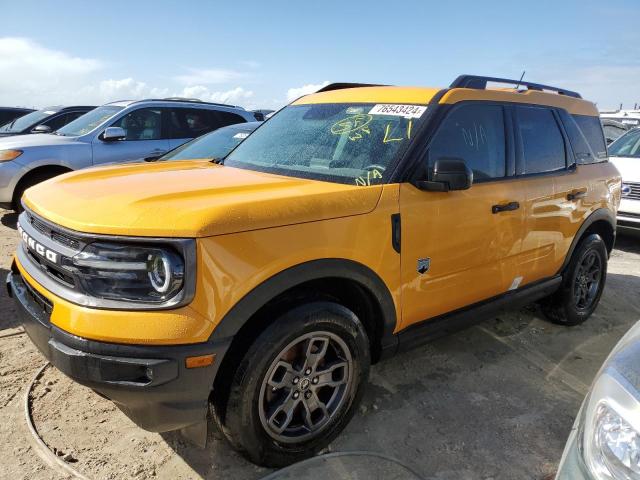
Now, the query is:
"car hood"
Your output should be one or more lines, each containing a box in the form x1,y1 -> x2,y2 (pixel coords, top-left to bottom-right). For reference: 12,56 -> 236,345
610,157 -> 640,183
0,133 -> 81,149
23,160 -> 383,238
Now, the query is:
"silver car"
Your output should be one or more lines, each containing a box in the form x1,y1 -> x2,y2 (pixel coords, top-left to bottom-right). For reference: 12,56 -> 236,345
0,98 -> 257,211
556,319 -> 640,479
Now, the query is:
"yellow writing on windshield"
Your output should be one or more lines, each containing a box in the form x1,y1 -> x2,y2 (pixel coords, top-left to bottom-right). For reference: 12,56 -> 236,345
331,114 -> 373,141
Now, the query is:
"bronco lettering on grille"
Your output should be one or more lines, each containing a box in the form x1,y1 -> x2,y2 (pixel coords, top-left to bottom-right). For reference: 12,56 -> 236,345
17,224 -> 59,264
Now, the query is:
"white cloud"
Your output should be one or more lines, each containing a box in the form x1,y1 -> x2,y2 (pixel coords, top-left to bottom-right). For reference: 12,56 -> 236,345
286,81 -> 330,102
174,68 -> 245,85
0,37 -> 102,107
174,85 -> 254,106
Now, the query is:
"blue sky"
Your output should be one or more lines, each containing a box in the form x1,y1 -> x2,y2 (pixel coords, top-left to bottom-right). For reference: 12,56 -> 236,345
1,0 -> 639,110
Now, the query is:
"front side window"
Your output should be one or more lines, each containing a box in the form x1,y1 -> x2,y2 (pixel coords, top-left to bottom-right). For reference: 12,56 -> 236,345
224,103 -> 427,185
609,129 -> 640,158
110,108 -> 164,140
428,103 -> 506,181
517,106 -> 566,174
57,106 -> 123,136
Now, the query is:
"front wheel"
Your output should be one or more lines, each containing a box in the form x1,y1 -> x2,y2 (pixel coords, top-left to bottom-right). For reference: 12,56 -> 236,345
540,234 -> 608,326
216,302 -> 370,467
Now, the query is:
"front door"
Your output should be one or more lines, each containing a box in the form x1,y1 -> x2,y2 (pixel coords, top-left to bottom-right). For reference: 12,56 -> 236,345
92,107 -> 170,165
400,102 -> 526,329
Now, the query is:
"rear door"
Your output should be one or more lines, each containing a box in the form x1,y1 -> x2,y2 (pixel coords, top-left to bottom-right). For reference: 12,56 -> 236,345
400,102 -> 527,328
515,105 -> 579,283
91,107 -> 171,165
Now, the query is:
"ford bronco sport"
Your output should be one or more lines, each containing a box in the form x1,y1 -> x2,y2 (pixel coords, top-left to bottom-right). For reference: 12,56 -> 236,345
7,75 -> 621,467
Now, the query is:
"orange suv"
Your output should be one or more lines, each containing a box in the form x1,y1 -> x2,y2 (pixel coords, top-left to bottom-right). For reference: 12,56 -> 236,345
7,75 -> 621,466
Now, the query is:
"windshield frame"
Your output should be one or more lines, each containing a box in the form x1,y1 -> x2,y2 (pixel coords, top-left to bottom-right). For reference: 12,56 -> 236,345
55,105 -> 125,137
223,102 -> 429,185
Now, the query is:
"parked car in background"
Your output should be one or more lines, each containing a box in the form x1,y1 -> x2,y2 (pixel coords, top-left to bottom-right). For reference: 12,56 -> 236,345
0,98 -> 256,211
601,109 -> 640,128
159,121 -> 261,162
0,107 -> 34,127
0,106 -> 95,137
601,118 -> 629,145
7,75 -> 621,467
556,319 -> 640,479
608,128 -> 640,233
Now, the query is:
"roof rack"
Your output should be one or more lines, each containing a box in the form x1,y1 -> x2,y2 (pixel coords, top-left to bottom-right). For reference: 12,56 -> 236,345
450,75 -> 582,99
316,83 -> 388,93
105,98 -> 244,109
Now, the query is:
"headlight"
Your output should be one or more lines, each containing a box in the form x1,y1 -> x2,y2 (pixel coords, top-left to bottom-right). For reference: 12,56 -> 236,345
0,149 -> 23,162
70,242 -> 185,303
581,370 -> 640,479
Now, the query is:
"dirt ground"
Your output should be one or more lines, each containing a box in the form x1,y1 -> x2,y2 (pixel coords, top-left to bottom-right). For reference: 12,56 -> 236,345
1,206 -> 639,480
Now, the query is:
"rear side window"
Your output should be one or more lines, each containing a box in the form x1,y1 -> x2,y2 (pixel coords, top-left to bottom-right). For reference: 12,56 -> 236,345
516,106 -> 566,174
111,108 -> 167,140
214,110 -> 247,128
572,114 -> 607,161
558,110 -> 594,165
169,108 -> 219,139
428,103 -> 506,181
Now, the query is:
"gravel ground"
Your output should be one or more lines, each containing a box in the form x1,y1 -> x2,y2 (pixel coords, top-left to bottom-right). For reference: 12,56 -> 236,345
1,206 -> 639,480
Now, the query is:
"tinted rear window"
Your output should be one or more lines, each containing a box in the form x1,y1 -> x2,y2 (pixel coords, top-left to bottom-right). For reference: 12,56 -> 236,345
572,114 -> 607,161
516,106 -> 566,174
558,110 -> 594,165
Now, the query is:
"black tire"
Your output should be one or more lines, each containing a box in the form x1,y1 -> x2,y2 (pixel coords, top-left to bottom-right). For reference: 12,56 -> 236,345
540,234 -> 608,326
215,302 -> 370,467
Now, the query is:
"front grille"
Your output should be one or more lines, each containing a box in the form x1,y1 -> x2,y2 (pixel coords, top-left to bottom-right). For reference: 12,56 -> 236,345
624,182 -> 640,201
23,278 -> 53,318
27,212 -> 81,250
620,211 -> 640,220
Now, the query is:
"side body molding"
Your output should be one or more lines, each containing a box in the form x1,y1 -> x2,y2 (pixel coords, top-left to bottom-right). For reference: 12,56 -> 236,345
208,258 -> 399,355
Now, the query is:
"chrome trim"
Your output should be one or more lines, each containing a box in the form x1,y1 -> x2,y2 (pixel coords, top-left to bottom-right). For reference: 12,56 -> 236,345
17,209 -> 197,311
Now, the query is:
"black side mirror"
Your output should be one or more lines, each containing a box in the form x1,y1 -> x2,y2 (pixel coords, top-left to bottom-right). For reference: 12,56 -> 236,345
414,157 -> 473,192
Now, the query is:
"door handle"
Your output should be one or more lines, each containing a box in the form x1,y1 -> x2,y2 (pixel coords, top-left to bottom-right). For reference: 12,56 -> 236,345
567,189 -> 587,201
492,201 -> 520,214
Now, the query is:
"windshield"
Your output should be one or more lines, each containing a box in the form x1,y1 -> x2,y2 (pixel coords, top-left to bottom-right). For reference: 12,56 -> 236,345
609,129 -> 640,158
161,124 -> 257,161
0,109 -> 55,133
57,105 -> 123,136
224,103 -> 427,185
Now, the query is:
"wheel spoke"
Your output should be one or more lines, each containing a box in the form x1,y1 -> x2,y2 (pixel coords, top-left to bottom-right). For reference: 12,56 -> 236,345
583,253 -> 595,269
302,391 -> 329,429
314,361 -> 348,388
267,360 -> 298,390
303,337 -> 329,372
268,391 -> 300,434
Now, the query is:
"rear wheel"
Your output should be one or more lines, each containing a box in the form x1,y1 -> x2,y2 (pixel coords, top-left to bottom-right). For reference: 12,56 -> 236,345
215,302 -> 370,467
540,234 -> 607,326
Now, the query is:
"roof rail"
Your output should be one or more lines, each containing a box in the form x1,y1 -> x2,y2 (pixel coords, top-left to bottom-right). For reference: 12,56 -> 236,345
450,75 -> 582,99
124,98 -> 245,110
316,83 -> 388,93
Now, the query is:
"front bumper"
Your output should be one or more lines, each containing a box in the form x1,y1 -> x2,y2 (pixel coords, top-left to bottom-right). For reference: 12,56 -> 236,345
555,425 -> 590,479
618,199 -> 640,232
7,269 -> 230,442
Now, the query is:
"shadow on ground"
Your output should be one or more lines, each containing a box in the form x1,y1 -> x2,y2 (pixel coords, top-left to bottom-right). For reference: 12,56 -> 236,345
0,210 -> 17,230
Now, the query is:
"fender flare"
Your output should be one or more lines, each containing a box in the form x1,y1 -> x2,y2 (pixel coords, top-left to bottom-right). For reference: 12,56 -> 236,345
558,208 -> 616,274
208,258 -> 398,346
